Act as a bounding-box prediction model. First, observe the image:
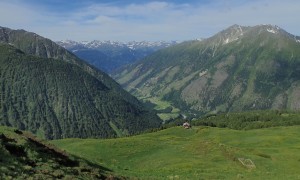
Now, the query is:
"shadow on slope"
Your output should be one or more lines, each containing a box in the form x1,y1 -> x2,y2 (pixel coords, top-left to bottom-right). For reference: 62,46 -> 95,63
0,126 -> 123,179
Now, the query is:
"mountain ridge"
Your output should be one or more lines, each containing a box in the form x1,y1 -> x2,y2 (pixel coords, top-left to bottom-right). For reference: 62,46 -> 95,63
113,24 -> 300,119
58,39 -> 179,50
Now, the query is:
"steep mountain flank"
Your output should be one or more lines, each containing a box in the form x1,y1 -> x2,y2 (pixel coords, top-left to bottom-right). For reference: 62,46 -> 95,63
0,27 -> 161,139
114,25 -> 300,118
0,26 -> 132,101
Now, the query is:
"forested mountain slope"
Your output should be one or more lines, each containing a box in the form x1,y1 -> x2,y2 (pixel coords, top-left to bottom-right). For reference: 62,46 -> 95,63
114,25 -> 300,118
0,27 -> 161,139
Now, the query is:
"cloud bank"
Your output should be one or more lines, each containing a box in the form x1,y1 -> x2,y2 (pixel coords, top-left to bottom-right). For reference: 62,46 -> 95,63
0,0 -> 299,41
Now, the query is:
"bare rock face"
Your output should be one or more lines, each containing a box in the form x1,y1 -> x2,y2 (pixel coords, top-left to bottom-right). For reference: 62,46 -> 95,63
289,83 -> 300,110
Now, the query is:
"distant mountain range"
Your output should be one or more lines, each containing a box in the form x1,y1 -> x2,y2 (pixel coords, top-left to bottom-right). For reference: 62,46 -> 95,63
57,40 -> 178,73
113,24 -> 300,119
0,26 -> 161,139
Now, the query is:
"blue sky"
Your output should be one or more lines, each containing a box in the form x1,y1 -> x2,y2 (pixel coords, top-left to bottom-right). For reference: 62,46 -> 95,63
0,0 -> 299,42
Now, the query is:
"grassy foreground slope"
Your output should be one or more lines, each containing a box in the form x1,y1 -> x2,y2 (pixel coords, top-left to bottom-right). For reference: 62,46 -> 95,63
52,125 -> 300,179
0,126 -> 117,179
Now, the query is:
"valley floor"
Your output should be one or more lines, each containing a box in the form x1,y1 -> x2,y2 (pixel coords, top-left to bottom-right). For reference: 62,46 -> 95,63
52,126 -> 300,179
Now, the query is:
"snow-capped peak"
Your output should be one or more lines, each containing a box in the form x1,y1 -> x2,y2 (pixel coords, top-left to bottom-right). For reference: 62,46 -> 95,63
83,40 -> 126,49
57,40 -> 179,50
58,39 -> 80,45
126,41 -> 178,50
257,24 -> 281,35
265,25 -> 280,34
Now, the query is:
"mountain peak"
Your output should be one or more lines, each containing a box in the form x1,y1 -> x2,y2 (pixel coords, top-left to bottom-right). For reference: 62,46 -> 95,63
213,24 -> 246,45
57,40 -> 178,50
223,24 -> 285,36
256,24 -> 281,34
210,24 -> 300,45
254,24 -> 300,43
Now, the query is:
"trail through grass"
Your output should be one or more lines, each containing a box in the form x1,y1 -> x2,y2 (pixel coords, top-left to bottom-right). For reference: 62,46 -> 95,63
52,126 -> 300,179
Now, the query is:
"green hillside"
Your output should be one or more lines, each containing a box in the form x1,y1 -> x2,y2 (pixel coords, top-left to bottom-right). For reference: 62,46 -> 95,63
52,124 -> 300,179
0,126 -> 116,179
0,26 -> 144,111
0,28 -> 161,140
113,25 -> 300,119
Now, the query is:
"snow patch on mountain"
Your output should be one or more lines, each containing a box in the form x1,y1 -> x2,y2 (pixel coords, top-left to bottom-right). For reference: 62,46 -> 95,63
267,28 -> 276,34
223,37 -> 240,44
224,38 -> 229,44
294,35 -> 300,43
263,25 -> 280,34
196,38 -> 204,41
221,25 -> 244,45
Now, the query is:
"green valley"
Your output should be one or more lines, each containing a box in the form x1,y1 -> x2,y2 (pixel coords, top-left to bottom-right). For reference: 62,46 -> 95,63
1,0 -> 299,179
52,122 -> 300,179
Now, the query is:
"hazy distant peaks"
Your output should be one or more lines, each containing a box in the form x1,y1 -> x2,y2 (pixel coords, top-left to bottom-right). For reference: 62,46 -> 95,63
57,40 -> 179,50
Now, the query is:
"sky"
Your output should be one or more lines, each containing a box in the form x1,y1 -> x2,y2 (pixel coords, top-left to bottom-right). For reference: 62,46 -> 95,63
0,0 -> 299,42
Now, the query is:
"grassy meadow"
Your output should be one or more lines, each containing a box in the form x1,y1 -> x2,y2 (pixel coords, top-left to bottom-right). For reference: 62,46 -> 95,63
52,125 -> 300,179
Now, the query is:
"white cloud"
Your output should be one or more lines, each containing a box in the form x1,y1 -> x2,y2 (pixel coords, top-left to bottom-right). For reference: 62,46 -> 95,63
0,0 -> 299,41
